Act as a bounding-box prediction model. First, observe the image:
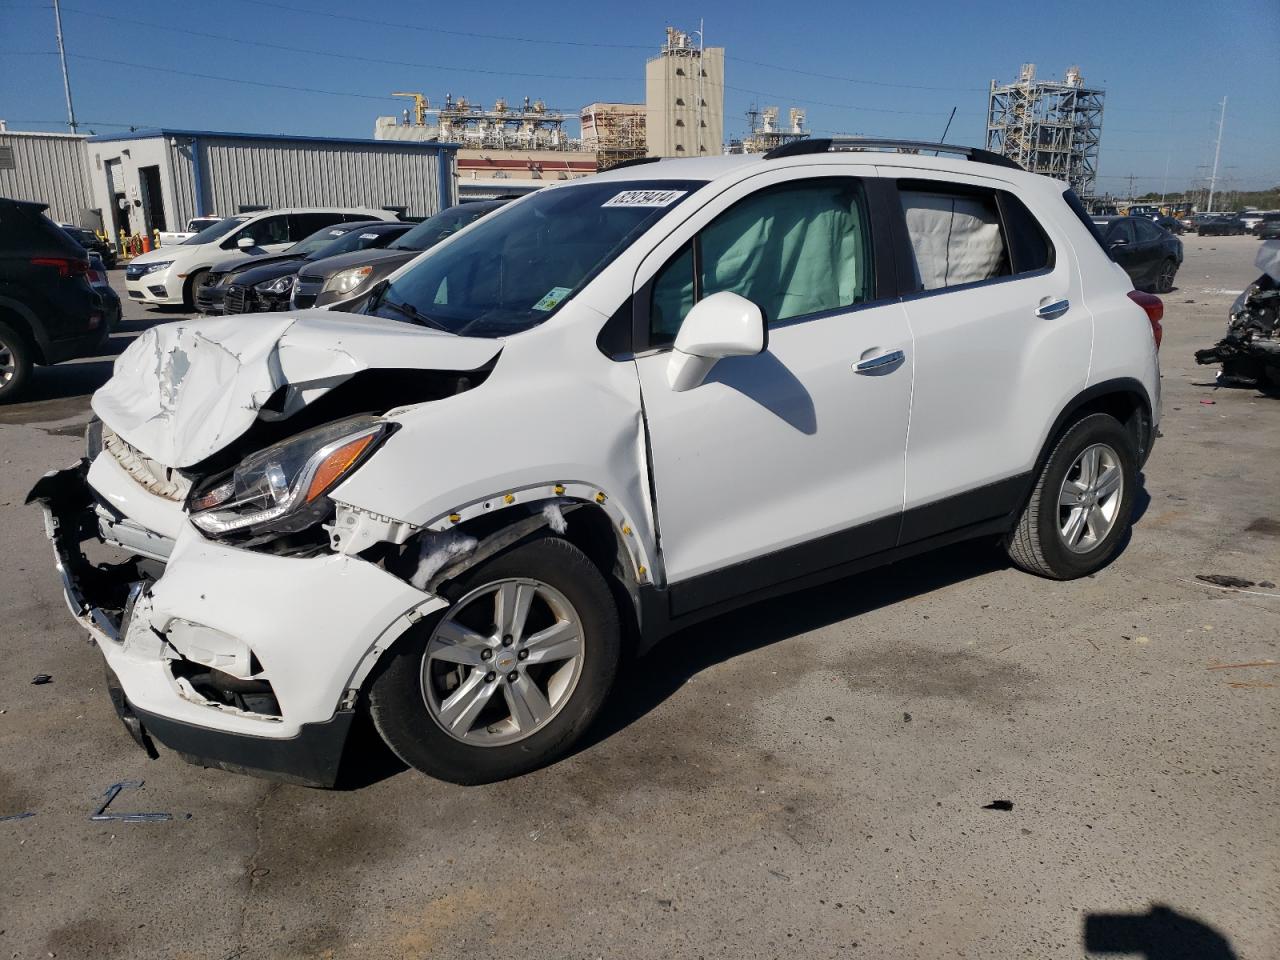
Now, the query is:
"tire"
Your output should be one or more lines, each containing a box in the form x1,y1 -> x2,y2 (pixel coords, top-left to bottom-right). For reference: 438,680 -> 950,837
1005,413 -> 1138,580
0,320 -> 33,404
184,270 -> 208,310
1155,258 -> 1178,294
368,534 -> 621,784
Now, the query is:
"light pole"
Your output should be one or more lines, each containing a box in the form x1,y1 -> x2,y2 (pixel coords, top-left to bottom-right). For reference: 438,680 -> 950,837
1207,96 -> 1226,213
52,0 -> 78,133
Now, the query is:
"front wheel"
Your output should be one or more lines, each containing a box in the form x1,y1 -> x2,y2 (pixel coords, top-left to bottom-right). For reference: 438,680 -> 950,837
184,270 -> 209,310
1005,413 -> 1138,579
1155,258 -> 1178,293
368,534 -> 621,784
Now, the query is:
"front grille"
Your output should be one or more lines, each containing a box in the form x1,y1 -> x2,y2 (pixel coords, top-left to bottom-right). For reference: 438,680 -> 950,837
293,276 -> 321,310
223,284 -> 249,314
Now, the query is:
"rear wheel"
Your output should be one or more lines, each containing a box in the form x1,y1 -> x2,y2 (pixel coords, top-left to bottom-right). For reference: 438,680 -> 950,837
0,320 -> 33,403
1006,413 -> 1138,579
1155,258 -> 1178,293
368,534 -> 621,784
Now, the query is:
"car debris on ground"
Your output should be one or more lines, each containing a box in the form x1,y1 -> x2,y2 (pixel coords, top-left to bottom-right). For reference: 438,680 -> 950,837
1195,241 -> 1280,391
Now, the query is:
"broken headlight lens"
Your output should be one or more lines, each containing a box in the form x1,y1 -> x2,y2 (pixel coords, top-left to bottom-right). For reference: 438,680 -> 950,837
255,275 -> 295,296
188,416 -> 389,538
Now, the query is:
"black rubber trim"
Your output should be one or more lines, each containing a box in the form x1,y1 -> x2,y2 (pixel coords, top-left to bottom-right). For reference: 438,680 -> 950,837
128,701 -> 356,789
897,473 -> 1032,545
640,514 -> 1012,649
668,514 -> 899,618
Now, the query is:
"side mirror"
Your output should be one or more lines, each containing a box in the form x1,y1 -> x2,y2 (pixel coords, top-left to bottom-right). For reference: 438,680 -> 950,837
236,236 -> 255,250
666,291 -> 766,392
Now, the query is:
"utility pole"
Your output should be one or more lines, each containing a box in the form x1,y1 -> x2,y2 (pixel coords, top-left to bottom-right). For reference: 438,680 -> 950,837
52,0 -> 78,133
695,19 -> 705,156
1207,96 -> 1226,213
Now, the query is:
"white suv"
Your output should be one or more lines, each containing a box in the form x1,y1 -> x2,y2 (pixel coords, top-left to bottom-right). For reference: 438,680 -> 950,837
125,207 -> 398,307
31,140 -> 1162,787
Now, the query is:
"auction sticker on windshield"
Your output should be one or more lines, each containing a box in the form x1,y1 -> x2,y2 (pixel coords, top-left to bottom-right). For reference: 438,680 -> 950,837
533,286 -> 573,311
602,189 -> 687,208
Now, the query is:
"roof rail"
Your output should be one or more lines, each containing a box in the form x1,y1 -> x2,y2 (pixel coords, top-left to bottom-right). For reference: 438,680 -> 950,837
608,156 -> 661,170
763,137 -> 1023,171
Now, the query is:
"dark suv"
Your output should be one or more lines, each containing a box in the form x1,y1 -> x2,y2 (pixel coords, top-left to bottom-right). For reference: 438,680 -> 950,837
0,198 -> 107,402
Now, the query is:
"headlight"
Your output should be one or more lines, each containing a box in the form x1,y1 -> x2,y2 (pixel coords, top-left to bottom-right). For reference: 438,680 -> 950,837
141,260 -> 172,275
188,416 -> 389,539
255,275 -> 295,296
322,264 -> 374,296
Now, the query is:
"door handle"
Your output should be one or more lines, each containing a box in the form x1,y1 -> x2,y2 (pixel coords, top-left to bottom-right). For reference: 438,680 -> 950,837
1036,298 -> 1070,319
854,349 -> 905,373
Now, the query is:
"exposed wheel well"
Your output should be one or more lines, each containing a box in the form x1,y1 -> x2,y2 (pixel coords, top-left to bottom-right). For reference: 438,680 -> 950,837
1043,382 -> 1153,473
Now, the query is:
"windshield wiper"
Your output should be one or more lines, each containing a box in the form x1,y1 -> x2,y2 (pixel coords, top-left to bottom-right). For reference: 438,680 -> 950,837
376,296 -> 452,333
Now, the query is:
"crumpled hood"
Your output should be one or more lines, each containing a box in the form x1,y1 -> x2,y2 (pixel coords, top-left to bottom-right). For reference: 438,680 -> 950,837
92,311 -> 502,468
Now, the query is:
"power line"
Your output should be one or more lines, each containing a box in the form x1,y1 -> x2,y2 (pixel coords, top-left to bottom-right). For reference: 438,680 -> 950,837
56,6 -> 641,84
725,55 -> 987,94
60,53 -> 626,110
215,0 -> 653,50
724,82 -> 981,119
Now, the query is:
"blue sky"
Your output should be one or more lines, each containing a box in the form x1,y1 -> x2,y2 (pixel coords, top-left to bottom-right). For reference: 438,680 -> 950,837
2,0 -> 1277,194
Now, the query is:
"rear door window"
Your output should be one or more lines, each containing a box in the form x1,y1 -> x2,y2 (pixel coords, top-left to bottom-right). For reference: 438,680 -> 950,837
1134,219 -> 1163,242
899,186 -> 1008,290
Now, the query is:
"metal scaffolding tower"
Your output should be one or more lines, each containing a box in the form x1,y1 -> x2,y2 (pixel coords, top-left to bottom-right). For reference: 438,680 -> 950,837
986,64 -> 1105,197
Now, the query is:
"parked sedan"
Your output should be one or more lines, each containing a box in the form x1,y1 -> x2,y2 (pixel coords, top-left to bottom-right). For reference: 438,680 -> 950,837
196,220 -> 410,314
1093,215 -> 1183,293
86,252 -> 121,332
1256,213 -> 1280,241
292,201 -> 508,311
1198,214 -> 1247,236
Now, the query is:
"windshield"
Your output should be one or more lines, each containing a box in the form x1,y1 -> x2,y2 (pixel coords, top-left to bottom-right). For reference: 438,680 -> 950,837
367,179 -> 704,338
288,223 -> 361,257
306,224 -> 403,260
185,215 -> 249,245
390,204 -> 499,251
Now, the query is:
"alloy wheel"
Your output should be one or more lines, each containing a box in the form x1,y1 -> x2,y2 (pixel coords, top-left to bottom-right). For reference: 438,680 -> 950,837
0,340 -> 14,386
1057,443 -> 1124,554
420,578 -> 585,746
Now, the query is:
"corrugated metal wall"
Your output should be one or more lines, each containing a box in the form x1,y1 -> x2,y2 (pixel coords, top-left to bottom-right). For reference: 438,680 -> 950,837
197,137 -> 454,218
0,132 -> 93,224
166,138 -> 198,228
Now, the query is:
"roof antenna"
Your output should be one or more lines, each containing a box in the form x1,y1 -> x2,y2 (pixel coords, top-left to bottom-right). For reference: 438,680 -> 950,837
936,106 -> 956,155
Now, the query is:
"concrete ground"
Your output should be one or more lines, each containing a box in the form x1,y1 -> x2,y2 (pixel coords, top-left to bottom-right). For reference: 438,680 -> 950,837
0,238 -> 1276,960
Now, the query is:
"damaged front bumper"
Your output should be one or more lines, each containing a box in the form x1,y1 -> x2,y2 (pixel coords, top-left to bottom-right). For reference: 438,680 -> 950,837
28,462 -> 443,787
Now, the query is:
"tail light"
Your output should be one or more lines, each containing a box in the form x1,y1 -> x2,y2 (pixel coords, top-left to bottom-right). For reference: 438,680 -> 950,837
1127,290 -> 1163,350
31,257 -> 89,279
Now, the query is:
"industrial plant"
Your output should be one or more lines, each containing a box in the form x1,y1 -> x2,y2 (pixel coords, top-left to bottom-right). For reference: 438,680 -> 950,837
986,63 -> 1106,197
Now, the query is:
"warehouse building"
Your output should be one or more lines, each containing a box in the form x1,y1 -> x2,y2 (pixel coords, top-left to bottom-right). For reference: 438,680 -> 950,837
2,129 -> 454,240
0,129 -> 94,224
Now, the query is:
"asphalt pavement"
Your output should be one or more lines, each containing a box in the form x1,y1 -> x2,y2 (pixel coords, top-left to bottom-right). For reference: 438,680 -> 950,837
0,238 -> 1276,959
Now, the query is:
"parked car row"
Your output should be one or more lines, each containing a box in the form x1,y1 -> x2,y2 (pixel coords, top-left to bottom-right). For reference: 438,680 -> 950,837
194,200 -> 508,316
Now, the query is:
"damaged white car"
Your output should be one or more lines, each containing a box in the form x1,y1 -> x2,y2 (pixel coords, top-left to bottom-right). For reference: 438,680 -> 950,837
30,139 -> 1162,786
